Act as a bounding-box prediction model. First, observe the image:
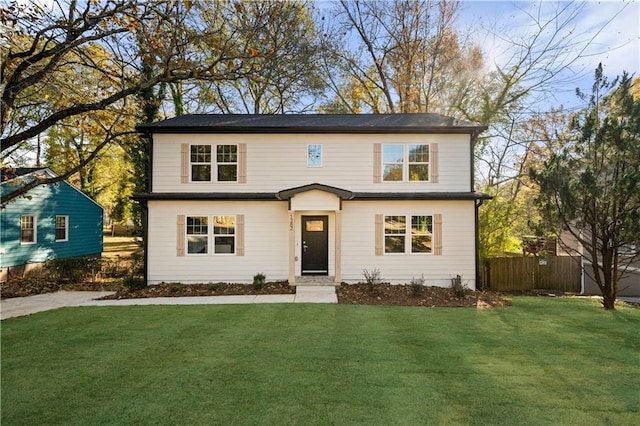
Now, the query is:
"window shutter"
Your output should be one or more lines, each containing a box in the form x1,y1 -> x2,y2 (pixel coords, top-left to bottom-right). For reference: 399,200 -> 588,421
433,213 -> 443,255
177,215 -> 185,256
238,143 -> 247,184
181,144 -> 189,183
375,214 -> 383,256
373,144 -> 382,183
236,214 -> 245,256
430,143 -> 439,183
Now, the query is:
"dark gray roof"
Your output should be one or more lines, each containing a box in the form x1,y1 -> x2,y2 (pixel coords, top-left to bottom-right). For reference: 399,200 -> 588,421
137,114 -> 485,135
277,183 -> 354,200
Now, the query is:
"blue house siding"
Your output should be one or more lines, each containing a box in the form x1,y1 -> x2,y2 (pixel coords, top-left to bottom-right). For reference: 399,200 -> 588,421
0,181 -> 103,268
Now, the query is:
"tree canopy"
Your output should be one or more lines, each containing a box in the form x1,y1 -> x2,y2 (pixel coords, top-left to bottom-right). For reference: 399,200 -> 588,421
531,65 -> 640,309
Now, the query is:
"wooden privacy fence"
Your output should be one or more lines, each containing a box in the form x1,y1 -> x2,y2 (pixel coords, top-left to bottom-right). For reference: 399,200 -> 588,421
484,256 -> 582,292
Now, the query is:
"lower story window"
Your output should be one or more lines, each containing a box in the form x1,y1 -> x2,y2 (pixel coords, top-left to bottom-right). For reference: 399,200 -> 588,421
384,215 -> 433,254
20,215 -> 36,244
187,216 -> 208,254
411,215 -> 432,253
384,216 -> 406,253
55,216 -> 68,241
214,216 -> 235,254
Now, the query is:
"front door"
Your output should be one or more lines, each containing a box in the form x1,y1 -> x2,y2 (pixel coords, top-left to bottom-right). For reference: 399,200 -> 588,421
301,216 -> 329,275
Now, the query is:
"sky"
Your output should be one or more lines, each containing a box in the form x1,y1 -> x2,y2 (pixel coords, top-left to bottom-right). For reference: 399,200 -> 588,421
458,0 -> 640,111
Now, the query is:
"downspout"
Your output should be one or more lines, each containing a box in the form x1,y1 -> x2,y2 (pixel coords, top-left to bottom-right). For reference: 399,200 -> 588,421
475,198 -> 485,290
143,131 -> 153,285
470,128 -> 486,290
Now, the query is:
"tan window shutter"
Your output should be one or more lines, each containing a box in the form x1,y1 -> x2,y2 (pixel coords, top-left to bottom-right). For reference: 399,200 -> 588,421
181,144 -> 189,183
433,213 -> 443,255
177,215 -> 185,256
375,214 -> 384,256
373,144 -> 382,183
238,143 -> 247,184
236,214 -> 245,256
430,143 -> 439,183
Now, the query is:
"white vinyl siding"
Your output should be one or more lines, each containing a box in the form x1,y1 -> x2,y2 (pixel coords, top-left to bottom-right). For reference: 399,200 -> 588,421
344,201 -> 476,288
151,201 -> 285,282
157,134 -> 468,193
150,200 -> 476,288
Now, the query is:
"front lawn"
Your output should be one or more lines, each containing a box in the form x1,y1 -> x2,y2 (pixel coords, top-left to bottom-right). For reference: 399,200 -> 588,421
2,297 -> 638,425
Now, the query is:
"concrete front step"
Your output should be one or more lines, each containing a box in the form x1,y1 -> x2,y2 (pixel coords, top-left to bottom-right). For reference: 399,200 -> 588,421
294,285 -> 338,303
293,276 -> 339,286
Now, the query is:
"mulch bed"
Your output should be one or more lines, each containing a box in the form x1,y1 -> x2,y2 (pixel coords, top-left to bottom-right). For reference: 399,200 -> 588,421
101,281 -> 296,300
2,278 -> 510,307
337,283 -> 511,308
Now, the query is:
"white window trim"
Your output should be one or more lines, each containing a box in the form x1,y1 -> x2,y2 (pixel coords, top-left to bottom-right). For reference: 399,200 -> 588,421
185,215 -> 237,255
410,215 -> 433,254
20,214 -> 37,245
307,144 -> 323,167
383,215 -> 406,255
186,216 -> 209,255
215,144 -> 239,183
382,144 -> 431,183
189,144 -> 213,183
383,214 -> 433,255
213,215 -> 236,255
55,215 -> 69,242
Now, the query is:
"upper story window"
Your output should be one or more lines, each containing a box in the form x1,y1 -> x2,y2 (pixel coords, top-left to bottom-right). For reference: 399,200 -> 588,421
382,144 -> 430,182
189,144 -> 237,182
190,145 -> 211,181
20,215 -> 36,244
307,144 -> 322,167
216,145 -> 237,181
55,216 -> 68,242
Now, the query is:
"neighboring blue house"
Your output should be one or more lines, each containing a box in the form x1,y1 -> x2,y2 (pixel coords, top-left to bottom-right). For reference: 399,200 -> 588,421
1,168 -> 103,280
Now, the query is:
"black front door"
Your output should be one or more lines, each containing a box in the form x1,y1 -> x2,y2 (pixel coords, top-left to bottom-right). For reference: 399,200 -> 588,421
301,216 -> 329,275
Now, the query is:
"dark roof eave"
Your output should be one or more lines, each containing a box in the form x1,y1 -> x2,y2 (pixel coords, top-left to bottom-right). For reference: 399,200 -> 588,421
132,192 -> 492,202
131,193 -> 279,202
277,183 -> 354,200
353,192 -> 493,201
135,125 -> 486,135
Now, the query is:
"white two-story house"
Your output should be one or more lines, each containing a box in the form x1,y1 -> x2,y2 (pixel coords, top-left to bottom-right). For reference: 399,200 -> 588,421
134,114 -> 489,289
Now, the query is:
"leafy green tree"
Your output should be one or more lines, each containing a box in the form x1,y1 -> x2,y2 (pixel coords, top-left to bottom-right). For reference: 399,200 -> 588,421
531,66 -> 640,309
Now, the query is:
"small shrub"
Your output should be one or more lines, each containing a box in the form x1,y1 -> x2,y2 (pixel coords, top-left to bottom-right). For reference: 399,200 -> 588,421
451,274 -> 467,298
45,256 -> 100,283
253,273 -> 266,290
122,276 -> 146,290
102,256 -> 124,278
410,275 -> 425,296
208,282 -> 224,291
362,268 -> 382,291
130,252 -> 144,276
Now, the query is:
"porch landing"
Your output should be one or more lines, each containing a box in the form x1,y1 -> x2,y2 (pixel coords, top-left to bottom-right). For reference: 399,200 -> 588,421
294,285 -> 338,304
292,276 -> 340,286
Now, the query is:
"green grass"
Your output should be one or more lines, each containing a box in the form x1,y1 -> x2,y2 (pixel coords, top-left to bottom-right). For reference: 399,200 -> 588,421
2,297 -> 639,425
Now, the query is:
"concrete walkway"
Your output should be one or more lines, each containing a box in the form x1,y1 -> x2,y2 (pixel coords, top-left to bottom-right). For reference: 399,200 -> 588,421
1,286 -> 338,320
